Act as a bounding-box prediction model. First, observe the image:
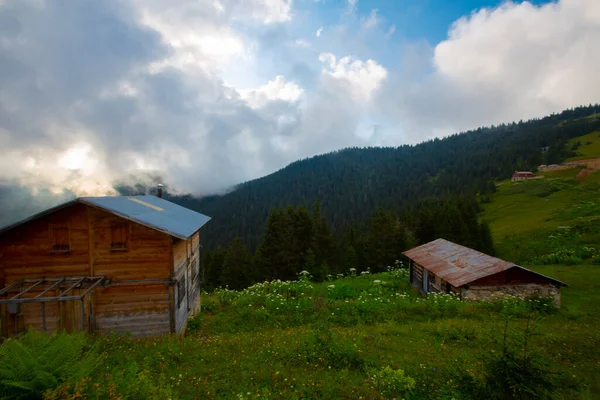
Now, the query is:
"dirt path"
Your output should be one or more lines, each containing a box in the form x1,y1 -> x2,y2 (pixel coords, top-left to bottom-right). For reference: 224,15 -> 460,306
538,158 -> 600,172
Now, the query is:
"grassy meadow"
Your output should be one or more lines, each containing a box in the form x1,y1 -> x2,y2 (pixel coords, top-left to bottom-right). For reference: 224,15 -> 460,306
1,263 -> 599,400
566,131 -> 600,161
2,138 -> 600,399
482,167 -> 600,266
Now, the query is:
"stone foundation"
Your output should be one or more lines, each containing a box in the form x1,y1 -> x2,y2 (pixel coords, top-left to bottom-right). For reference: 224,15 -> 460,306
464,283 -> 561,308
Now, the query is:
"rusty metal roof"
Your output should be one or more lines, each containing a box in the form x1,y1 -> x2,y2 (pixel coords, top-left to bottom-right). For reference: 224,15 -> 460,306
402,238 -> 566,287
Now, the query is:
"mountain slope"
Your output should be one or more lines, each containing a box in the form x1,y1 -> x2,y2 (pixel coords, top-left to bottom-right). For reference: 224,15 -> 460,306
175,105 -> 600,250
482,165 -> 600,265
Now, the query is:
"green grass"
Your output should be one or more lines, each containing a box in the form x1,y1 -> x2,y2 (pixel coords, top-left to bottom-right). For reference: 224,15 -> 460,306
483,170 -> 600,263
566,131 -> 600,160
23,266 -> 598,399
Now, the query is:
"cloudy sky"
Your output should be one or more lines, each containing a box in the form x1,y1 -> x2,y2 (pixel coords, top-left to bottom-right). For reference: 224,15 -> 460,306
0,0 -> 599,197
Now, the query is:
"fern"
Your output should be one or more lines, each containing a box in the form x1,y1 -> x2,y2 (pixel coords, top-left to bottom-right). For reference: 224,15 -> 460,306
0,327 -> 102,400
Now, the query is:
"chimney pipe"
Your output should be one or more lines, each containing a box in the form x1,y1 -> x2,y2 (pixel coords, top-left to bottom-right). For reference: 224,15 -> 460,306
157,183 -> 164,198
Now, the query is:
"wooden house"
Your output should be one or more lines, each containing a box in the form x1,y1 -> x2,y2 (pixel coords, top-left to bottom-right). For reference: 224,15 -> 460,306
402,239 -> 567,307
511,171 -> 535,181
0,194 -> 211,338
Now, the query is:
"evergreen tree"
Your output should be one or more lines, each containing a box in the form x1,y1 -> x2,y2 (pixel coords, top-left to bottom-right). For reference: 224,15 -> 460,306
479,220 -> 495,256
221,237 -> 254,290
204,249 -> 226,290
341,244 -> 359,273
365,208 -> 404,272
313,212 -> 337,271
255,208 -> 294,281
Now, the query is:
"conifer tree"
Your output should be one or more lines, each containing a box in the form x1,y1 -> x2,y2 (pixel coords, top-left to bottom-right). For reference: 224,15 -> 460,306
479,220 -> 496,256
221,237 -> 254,290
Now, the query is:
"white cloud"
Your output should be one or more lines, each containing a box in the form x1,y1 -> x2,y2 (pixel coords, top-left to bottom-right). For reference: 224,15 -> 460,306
362,9 -> 380,29
294,38 -> 311,47
386,24 -> 396,38
319,53 -> 387,102
238,75 -> 303,108
234,0 -> 293,23
380,0 -> 600,143
133,1 -> 248,74
347,0 -> 357,14
316,27 -> 323,37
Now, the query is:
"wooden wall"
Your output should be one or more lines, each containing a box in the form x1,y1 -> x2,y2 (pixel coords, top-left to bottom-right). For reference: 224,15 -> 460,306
410,261 -> 424,289
408,260 -> 461,296
0,204 -> 90,336
89,207 -> 173,337
0,203 -> 90,283
0,203 -> 179,338
94,283 -> 170,337
427,270 -> 442,293
172,231 -> 200,334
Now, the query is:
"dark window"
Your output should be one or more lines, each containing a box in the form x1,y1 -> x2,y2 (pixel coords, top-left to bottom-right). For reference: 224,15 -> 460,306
110,222 -> 129,251
50,224 -> 70,252
177,275 -> 186,308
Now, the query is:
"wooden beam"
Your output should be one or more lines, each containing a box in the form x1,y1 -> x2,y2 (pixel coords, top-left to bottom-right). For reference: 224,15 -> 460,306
58,277 -> 85,297
0,280 -> 22,296
35,279 -> 65,298
9,279 -> 44,300
77,277 -> 104,298
88,207 -> 94,276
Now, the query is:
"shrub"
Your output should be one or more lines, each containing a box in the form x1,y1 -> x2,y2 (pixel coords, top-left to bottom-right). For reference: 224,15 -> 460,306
432,324 -> 477,342
461,315 -> 563,400
529,248 -> 584,265
45,360 -> 175,400
300,322 -> 366,371
368,366 -> 416,398
0,327 -> 102,400
186,316 -> 202,333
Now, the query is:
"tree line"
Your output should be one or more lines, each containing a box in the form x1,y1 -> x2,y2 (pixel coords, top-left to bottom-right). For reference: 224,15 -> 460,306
202,196 -> 494,291
163,104 -> 600,252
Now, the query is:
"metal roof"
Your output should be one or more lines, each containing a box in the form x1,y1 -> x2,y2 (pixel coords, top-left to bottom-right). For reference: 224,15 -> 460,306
402,238 -> 566,287
0,196 -> 211,240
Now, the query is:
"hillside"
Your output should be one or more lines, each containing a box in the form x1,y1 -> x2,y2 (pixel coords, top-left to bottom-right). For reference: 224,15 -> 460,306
0,105 -> 598,251
482,163 -> 600,266
6,237 -> 600,398
168,105 -> 599,251
2,129 -> 600,400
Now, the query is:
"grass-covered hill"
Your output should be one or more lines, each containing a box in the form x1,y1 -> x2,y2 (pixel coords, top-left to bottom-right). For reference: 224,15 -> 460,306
2,162 -> 600,399
482,160 -> 600,266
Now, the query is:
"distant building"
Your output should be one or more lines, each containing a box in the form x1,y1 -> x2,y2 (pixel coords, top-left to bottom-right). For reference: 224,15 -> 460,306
0,191 -> 211,338
402,239 -> 567,307
511,171 -> 535,181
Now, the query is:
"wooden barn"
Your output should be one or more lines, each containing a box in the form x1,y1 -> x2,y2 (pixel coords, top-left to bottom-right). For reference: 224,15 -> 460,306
402,239 -> 567,307
0,194 -> 211,338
